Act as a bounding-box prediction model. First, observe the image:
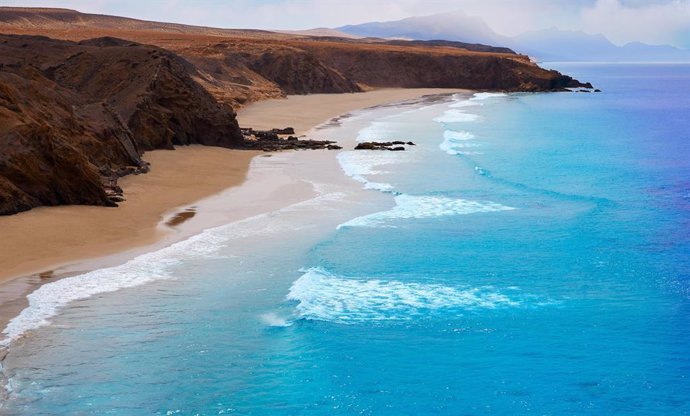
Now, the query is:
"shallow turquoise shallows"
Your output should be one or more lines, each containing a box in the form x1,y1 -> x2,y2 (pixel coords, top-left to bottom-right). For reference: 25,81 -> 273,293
2,63 -> 689,415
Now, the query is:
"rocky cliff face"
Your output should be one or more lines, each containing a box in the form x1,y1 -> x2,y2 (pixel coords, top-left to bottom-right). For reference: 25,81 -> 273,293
299,42 -> 585,92
0,34 -> 243,215
175,38 -> 588,108
248,49 -> 360,95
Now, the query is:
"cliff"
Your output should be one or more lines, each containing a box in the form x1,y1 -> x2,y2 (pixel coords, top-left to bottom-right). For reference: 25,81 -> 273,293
0,7 -> 590,107
0,34 -> 243,214
0,8 -> 591,215
296,41 -> 584,92
175,38 -> 586,108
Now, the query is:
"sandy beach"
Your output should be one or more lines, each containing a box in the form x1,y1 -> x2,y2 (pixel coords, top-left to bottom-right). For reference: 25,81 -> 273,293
0,84 -> 462,403
237,88 -> 464,134
0,88 -> 462,328
0,148 -> 258,284
0,88 -> 460,287
0,88 -> 463,335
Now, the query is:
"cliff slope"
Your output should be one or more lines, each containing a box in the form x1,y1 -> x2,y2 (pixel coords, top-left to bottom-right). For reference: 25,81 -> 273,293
0,7 -> 589,108
0,34 -> 243,214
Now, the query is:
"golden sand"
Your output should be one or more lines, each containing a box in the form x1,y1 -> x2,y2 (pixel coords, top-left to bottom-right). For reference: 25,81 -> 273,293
0,88 -> 463,284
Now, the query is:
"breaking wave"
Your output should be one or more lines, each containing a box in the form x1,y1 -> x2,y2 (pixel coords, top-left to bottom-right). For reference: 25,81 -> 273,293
437,92 -> 507,122
337,150 -> 408,194
287,268 -> 524,324
433,110 -> 480,124
260,312 -> 293,328
338,194 -> 515,228
1,188 -> 346,345
471,92 -> 508,101
439,130 -> 484,155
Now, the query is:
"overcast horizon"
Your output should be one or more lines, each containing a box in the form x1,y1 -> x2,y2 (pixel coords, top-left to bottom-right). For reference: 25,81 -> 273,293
3,0 -> 689,49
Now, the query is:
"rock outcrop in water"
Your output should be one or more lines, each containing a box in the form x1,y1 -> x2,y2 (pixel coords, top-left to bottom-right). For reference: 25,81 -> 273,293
355,141 -> 411,151
241,129 -> 340,151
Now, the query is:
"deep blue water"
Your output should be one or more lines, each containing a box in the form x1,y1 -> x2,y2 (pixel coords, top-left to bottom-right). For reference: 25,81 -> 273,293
1,63 -> 689,415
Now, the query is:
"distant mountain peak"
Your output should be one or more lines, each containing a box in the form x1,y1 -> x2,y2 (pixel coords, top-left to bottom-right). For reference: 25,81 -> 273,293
338,10 -> 510,46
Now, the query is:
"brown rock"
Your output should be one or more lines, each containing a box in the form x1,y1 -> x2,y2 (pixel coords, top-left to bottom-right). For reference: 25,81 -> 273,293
271,127 -> 296,135
0,34 -> 243,215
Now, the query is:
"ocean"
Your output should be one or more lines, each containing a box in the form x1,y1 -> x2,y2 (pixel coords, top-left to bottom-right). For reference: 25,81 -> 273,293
1,63 -> 689,415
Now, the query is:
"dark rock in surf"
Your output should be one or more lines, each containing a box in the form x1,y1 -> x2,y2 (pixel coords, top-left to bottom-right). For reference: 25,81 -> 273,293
354,141 -> 407,151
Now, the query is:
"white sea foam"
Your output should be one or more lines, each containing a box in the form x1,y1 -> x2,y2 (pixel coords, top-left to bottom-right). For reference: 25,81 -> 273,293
449,100 -> 480,109
356,121 -> 398,142
471,92 -> 508,101
364,181 -> 395,192
440,130 -> 482,155
433,110 -> 481,123
287,268 -> 521,323
439,139 -> 482,155
445,92 -> 507,112
260,312 -> 293,327
433,93 -> 490,123
443,130 -> 476,141
337,150 -> 407,194
338,194 -> 515,228
1,188 -> 346,345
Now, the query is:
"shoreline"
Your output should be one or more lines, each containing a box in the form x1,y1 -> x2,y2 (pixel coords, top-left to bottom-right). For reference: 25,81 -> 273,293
0,88 -> 465,329
237,89 -> 468,134
0,148 -> 258,284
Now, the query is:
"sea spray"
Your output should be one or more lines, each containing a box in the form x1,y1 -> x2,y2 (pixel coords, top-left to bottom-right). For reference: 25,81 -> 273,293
287,268 -> 525,324
259,312 -> 293,328
439,130 -> 484,155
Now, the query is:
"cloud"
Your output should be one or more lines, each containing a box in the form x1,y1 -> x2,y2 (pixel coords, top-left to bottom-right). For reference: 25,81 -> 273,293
580,0 -> 690,47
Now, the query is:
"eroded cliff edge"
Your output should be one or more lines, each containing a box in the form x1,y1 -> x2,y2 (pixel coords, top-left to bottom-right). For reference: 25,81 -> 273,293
0,35 -> 244,214
0,11 -> 591,215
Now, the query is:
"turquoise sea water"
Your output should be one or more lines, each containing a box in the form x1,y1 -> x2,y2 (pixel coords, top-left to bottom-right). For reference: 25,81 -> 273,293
1,63 -> 689,415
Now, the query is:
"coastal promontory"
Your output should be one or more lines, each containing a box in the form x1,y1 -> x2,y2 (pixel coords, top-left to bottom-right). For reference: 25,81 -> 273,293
0,7 -> 590,215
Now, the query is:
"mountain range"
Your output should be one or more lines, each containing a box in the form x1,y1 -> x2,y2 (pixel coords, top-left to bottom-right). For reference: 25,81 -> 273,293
338,11 -> 690,62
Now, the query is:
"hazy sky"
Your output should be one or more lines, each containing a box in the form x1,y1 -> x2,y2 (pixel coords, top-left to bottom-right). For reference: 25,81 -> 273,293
5,0 -> 690,48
